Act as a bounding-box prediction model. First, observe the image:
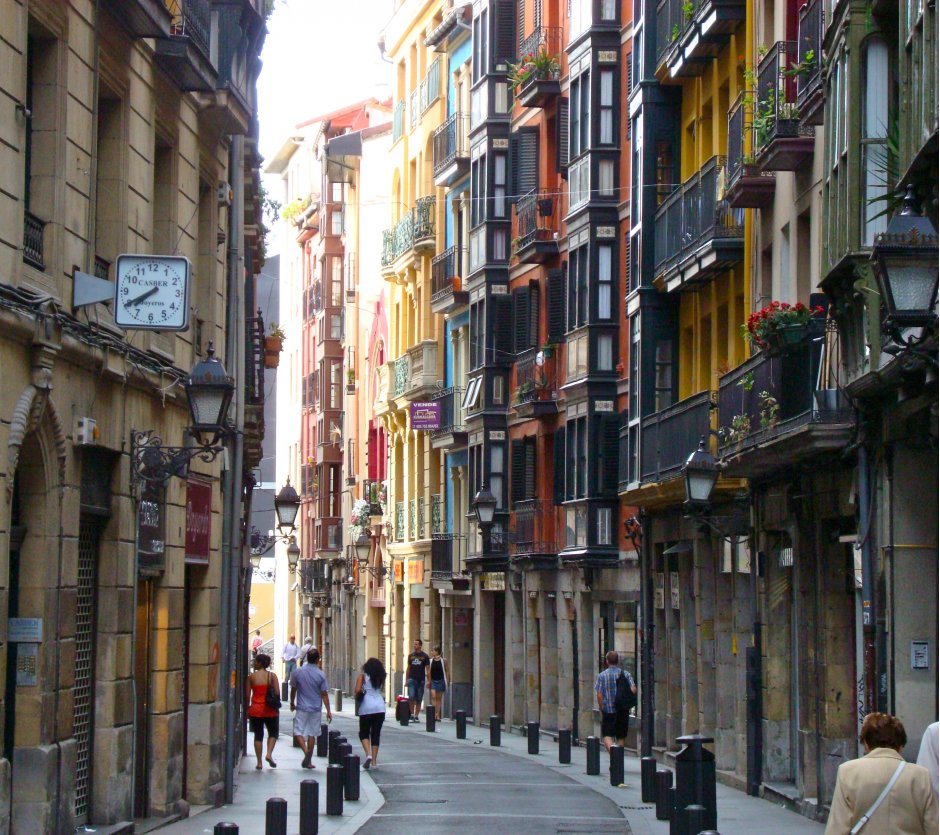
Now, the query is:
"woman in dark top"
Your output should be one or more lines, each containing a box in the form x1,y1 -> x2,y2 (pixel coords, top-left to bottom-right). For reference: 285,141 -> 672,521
428,645 -> 447,721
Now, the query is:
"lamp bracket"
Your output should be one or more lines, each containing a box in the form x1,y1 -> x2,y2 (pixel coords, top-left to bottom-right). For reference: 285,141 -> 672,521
881,323 -> 939,370
131,429 -> 224,485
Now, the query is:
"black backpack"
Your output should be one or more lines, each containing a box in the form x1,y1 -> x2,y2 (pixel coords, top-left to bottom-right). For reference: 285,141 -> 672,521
614,670 -> 636,712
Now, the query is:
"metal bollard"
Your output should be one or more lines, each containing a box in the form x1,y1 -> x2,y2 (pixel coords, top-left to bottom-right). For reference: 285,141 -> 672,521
317,724 -> 328,758
668,787 -> 679,835
610,744 -> 625,786
328,730 -> 341,763
332,688 -> 343,712
655,769 -> 674,820
426,704 -> 436,732
337,741 -> 352,768
265,797 -> 288,835
586,736 -> 601,775
299,779 -> 319,835
326,764 -> 344,816
281,681 -> 289,702
527,722 -> 539,755
344,753 -> 361,801
489,715 -> 501,746
674,734 -> 717,834
214,824 -> 238,835
686,804 -> 706,835
455,710 -> 467,739
641,756 -> 657,803
558,729 -> 571,764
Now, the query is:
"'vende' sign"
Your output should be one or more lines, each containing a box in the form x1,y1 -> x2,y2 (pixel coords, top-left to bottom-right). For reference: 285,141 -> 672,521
185,479 -> 212,564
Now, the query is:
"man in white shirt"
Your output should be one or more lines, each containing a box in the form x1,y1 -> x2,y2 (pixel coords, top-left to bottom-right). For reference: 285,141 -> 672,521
917,721 -> 939,794
282,635 -> 300,682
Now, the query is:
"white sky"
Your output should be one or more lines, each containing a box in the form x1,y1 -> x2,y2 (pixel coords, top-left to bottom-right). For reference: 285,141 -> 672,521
257,0 -> 395,162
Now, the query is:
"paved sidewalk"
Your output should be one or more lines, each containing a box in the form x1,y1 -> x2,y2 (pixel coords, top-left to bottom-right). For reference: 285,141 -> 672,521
157,711 -> 381,834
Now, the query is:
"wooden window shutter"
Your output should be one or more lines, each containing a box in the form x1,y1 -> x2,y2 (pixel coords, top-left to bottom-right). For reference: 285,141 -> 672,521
625,59 -> 633,139
552,428 -> 565,505
556,97 -> 569,176
511,127 -> 540,201
624,233 -> 632,295
492,0 -> 516,67
546,266 -> 566,343
492,295 -> 514,364
511,438 -> 526,505
517,0 -> 525,56
528,280 -> 540,350
512,286 -> 530,354
524,437 -> 536,498
603,415 -> 619,494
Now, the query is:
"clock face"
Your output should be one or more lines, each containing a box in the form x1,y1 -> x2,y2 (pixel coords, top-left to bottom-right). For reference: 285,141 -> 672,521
114,255 -> 191,331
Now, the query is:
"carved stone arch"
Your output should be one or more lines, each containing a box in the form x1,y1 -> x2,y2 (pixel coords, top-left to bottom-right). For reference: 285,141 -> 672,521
6,385 -> 68,493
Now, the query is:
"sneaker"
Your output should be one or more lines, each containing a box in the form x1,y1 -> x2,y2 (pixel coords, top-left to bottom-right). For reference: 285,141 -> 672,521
363,756 -> 372,770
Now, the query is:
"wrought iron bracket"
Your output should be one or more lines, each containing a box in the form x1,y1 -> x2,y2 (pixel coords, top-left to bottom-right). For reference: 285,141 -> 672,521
249,527 -> 296,556
882,322 -> 939,371
131,428 -> 224,485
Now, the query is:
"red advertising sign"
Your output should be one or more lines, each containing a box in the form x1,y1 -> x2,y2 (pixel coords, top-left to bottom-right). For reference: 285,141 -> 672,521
185,479 -> 212,564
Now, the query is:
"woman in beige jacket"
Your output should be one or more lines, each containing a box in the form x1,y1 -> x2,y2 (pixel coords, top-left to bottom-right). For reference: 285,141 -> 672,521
826,713 -> 938,834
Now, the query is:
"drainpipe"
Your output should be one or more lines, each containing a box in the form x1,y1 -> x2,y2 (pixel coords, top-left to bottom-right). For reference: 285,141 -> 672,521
858,444 -> 878,716
885,446 -> 895,713
639,511 -> 653,758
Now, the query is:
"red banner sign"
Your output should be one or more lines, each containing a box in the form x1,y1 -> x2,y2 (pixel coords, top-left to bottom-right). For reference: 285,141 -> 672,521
185,479 -> 212,564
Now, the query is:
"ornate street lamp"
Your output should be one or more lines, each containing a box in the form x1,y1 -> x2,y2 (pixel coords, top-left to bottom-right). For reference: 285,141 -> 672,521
286,538 -> 301,574
273,479 -> 301,534
682,437 -> 721,513
473,483 -> 497,553
185,344 -> 235,441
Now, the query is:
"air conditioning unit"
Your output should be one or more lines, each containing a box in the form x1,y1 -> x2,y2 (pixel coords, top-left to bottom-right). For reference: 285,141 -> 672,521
217,181 -> 233,206
74,417 -> 98,446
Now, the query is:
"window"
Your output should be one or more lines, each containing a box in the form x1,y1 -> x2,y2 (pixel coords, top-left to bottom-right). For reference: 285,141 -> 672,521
567,331 -> 588,379
331,257 -> 343,306
330,182 -> 343,203
569,0 -> 592,39
493,374 -> 505,405
566,505 -> 588,547
493,153 -> 507,218
629,315 -> 640,415
570,70 -> 590,159
473,8 -> 488,83
565,416 -> 588,499
568,245 -> 589,328
599,70 -> 614,144
656,140 -> 675,205
329,361 -> 341,408
330,314 -> 342,340
861,37 -> 889,246
597,333 -> 613,371
471,153 -> 486,227
462,375 -> 483,409
598,160 -> 615,196
331,209 -> 343,236
598,244 -> 612,318
597,507 -> 612,545
490,444 -> 505,509
654,339 -> 674,411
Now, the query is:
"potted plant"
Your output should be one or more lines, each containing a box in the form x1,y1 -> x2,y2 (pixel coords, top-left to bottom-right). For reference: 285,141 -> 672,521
264,323 -> 286,368
741,301 -> 824,352
508,48 -> 561,92
349,498 -> 371,544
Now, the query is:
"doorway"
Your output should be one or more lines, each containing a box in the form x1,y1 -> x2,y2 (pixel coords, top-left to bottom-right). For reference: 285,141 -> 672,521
493,592 -> 505,718
134,579 -> 154,818
2,479 -> 25,765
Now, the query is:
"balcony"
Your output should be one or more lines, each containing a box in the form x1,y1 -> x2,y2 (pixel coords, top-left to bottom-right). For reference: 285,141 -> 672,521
725,93 -> 775,209
430,246 -> 469,314
155,0 -> 216,92
514,191 -> 561,264
392,355 -> 410,399
372,363 -> 393,418
101,0 -> 171,38
403,340 -> 439,402
717,320 -> 853,478
393,501 -> 405,543
513,352 -> 558,418
639,390 -> 715,485
362,478 -> 386,517
796,0 -> 824,126
656,0 -> 744,79
430,386 -> 468,450
380,197 -> 437,272
433,112 -> 471,186
244,314 -> 266,471
510,500 -> 558,564
392,100 -> 405,144
431,534 -> 470,590
465,529 -> 510,571
653,156 -> 744,292
754,42 -> 815,171
515,28 -> 563,108
300,559 -> 331,596
23,211 -> 46,271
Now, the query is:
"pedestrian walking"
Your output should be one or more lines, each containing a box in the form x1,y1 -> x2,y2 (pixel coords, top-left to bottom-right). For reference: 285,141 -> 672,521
290,647 -> 332,769
825,712 -> 937,834
250,629 -> 263,659
282,634 -> 300,681
406,638 -> 430,722
354,657 -> 387,770
428,645 -> 448,720
246,653 -> 280,770
298,636 -> 315,665
916,721 -> 938,795
593,650 -> 636,753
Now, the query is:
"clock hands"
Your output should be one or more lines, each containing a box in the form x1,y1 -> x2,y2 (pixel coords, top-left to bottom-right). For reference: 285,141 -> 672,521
128,286 -> 159,306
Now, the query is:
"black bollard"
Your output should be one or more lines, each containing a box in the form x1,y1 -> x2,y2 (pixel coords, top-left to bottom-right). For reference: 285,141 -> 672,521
344,753 -> 361,801
586,736 -> 601,775
655,769 -> 674,820
281,681 -> 289,702
328,730 -> 341,763
326,764 -> 344,816
214,825 -> 238,835
674,734 -> 717,834
455,710 -> 467,739
527,722 -> 540,754
641,756 -> 657,803
337,741 -> 352,768
489,715 -> 501,746
265,797 -> 287,835
426,704 -> 436,732
317,724 -> 328,758
668,788 -> 680,835
558,729 -> 571,764
686,804 -> 706,835
299,779 -> 319,835
396,697 -> 410,726
610,744 -> 625,786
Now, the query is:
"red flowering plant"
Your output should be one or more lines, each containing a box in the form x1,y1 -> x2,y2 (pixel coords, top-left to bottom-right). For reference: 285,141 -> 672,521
508,48 -> 560,91
741,301 -> 824,349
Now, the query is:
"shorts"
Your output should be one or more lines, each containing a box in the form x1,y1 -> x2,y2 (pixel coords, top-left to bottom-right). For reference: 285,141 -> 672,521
249,715 -> 279,742
430,679 -> 446,692
293,709 -> 322,738
600,711 -> 629,740
407,678 -> 426,703
358,712 -> 385,746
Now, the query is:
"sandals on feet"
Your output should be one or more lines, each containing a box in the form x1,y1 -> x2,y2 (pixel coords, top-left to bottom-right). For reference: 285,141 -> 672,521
363,756 -> 372,770
266,756 -> 277,768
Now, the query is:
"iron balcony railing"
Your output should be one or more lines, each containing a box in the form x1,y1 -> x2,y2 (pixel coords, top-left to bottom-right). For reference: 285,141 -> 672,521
410,89 -> 420,130
393,355 -> 409,397
300,559 -> 331,595
727,94 -> 747,185
409,499 -> 417,540
755,41 -> 814,152
94,255 -> 111,279
392,100 -> 405,143
381,197 -> 437,267
432,112 -> 470,177
510,499 -> 558,555
246,313 -> 265,405
430,386 -> 465,438
432,533 -> 468,578
653,155 -> 744,275
362,478 -> 385,516
515,353 -> 554,404
166,0 -> 211,60
717,319 -> 850,455
420,59 -> 441,113
417,497 -> 426,539
656,0 -> 689,63
796,0 -> 823,111
23,210 -> 45,270
639,389 -> 714,484
394,501 -> 405,542
430,494 -> 443,534
431,246 -> 467,302
519,26 -> 563,77
515,190 -> 560,250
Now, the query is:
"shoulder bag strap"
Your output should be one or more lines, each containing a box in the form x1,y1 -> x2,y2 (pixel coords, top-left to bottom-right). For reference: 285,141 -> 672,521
849,760 -> 906,835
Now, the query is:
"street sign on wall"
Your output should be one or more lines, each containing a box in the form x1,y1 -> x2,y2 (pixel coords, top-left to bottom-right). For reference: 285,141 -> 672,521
410,401 -> 441,430
185,479 -> 212,564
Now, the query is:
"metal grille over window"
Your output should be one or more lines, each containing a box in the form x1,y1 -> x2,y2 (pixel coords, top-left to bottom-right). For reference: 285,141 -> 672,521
74,518 -> 101,823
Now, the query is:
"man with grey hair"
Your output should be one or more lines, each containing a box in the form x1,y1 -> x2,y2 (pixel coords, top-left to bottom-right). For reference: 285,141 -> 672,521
594,650 -> 637,752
